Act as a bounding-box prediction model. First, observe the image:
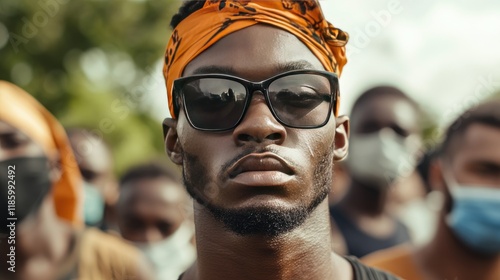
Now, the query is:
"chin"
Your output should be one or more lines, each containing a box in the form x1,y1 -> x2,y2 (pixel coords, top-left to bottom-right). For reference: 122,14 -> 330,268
210,203 -> 310,236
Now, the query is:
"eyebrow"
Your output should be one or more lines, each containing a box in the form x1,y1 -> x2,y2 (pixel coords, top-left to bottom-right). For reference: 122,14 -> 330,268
467,160 -> 500,169
191,60 -> 318,76
277,60 -> 317,72
192,66 -> 238,75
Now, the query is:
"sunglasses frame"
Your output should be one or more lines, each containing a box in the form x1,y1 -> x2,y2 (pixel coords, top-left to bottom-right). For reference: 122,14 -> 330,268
172,69 -> 339,132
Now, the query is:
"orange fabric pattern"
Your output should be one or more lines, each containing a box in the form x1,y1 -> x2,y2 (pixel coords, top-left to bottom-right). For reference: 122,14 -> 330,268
163,0 -> 349,118
0,81 -> 83,226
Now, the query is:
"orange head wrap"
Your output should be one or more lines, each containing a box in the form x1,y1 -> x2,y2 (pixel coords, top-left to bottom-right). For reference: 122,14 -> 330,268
164,0 -> 348,118
0,81 -> 83,226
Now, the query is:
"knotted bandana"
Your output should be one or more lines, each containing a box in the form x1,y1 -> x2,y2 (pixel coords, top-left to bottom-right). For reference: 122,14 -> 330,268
0,81 -> 83,226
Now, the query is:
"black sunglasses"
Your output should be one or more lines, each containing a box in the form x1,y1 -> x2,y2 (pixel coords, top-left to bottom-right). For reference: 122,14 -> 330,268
172,69 -> 339,131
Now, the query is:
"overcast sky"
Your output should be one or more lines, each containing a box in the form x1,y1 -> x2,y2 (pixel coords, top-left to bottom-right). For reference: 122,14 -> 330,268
322,0 -> 500,127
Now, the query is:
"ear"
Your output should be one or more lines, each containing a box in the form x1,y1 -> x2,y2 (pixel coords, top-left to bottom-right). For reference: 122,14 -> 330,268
333,115 -> 349,161
163,118 -> 183,165
429,159 -> 452,212
429,159 -> 445,192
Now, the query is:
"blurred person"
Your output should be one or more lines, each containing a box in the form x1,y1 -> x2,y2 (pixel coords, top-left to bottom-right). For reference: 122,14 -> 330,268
329,162 -> 351,206
329,163 -> 350,255
162,0 -> 398,279
389,148 -> 440,245
362,98 -> 500,280
330,86 -> 422,257
0,81 -> 152,280
67,128 -> 119,230
117,162 -> 196,280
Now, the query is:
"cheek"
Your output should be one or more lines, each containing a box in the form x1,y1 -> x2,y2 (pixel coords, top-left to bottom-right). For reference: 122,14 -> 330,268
295,125 -> 335,157
4,142 -> 46,159
177,123 -> 234,180
285,126 -> 335,181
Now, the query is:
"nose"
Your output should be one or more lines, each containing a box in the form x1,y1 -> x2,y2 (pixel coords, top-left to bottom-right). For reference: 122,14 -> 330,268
232,94 -> 287,146
143,227 -> 164,243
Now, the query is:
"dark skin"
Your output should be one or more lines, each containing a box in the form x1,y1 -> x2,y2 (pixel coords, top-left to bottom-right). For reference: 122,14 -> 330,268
68,132 -> 118,228
335,96 -> 420,238
0,121 -> 153,280
0,121 -> 75,280
414,123 -> 500,280
117,177 -> 189,243
164,25 -> 353,280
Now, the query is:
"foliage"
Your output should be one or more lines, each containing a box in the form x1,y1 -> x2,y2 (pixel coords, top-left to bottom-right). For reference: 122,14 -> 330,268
0,0 -> 182,174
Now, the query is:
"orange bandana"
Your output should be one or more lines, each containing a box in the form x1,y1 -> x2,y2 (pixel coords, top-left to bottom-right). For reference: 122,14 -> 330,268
0,81 -> 83,226
164,0 -> 348,118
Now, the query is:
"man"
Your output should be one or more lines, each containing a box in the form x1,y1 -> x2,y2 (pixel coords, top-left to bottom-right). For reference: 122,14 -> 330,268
67,128 -> 119,230
330,86 -> 422,257
0,81 -> 152,280
117,162 -> 196,280
162,1 -> 397,279
363,98 -> 500,280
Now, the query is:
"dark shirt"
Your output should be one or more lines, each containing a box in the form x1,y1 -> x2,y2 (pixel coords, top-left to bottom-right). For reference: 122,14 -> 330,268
345,256 -> 400,280
177,257 -> 398,280
330,206 -> 411,258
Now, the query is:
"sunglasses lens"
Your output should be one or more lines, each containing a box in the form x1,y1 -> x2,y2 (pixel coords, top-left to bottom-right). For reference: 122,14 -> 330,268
182,78 -> 247,130
268,74 -> 333,127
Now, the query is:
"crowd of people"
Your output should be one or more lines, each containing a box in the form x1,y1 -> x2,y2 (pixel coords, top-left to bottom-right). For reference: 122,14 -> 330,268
1,0 -> 499,279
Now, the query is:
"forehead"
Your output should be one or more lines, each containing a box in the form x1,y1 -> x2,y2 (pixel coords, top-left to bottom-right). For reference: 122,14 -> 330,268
69,134 -> 112,173
351,96 -> 419,131
0,120 -> 45,159
0,120 -> 17,134
183,24 -> 325,79
121,178 -> 185,205
454,124 -> 500,165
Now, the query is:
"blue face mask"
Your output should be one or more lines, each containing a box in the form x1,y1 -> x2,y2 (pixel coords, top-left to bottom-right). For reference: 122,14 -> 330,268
83,181 -> 105,226
445,179 -> 500,255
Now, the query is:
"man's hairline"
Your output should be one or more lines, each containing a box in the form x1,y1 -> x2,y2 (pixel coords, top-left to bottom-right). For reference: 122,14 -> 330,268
184,60 -> 323,78
441,122 -> 500,163
117,176 -> 186,211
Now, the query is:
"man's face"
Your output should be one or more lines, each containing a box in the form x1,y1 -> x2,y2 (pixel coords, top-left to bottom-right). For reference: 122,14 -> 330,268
0,121 -> 46,160
447,124 -> 500,189
166,25 -> 348,236
350,95 -> 420,137
117,178 -> 187,243
0,120 -> 56,230
346,94 -> 421,187
69,133 -> 117,204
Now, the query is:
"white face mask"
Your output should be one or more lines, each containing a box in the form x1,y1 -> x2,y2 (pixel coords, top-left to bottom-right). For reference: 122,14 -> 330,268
345,128 -> 420,188
134,222 -> 196,280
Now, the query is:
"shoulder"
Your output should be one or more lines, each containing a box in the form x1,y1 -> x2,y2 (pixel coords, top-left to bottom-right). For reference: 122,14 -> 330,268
81,228 -> 137,252
78,228 -> 153,280
345,255 -> 401,280
361,245 -> 421,280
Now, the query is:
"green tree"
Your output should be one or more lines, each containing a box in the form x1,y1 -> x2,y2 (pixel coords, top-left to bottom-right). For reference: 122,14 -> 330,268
0,0 -> 182,174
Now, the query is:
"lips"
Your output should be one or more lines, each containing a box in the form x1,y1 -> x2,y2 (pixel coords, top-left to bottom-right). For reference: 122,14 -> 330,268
229,153 -> 294,178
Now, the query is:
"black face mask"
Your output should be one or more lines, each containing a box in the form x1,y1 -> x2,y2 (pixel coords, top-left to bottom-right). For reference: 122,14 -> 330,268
0,156 -> 52,234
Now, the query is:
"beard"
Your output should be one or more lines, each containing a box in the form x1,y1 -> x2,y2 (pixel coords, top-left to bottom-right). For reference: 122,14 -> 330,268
181,147 -> 333,237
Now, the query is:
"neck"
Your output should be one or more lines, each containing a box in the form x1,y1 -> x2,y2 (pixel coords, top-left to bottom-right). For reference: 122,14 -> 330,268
339,179 -> 389,216
418,214 -> 500,280
187,200 -> 350,280
0,196 -> 75,279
